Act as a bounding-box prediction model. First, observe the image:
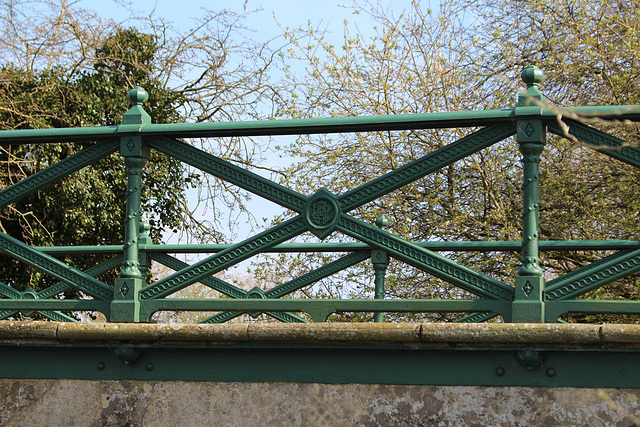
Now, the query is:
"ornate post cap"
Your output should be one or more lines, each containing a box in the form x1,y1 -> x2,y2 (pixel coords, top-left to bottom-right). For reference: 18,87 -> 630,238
518,65 -> 545,107
128,86 -> 149,105
121,86 -> 151,126
521,65 -> 544,88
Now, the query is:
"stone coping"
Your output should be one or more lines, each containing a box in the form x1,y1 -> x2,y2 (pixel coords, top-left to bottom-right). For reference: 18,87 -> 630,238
0,321 -> 640,347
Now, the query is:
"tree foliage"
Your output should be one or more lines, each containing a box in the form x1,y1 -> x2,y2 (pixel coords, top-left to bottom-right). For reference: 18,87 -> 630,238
261,0 -> 640,322
0,28 -> 196,293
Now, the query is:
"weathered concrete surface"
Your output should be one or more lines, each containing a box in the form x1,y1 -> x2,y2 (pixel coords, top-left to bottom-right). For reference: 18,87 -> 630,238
2,322 -> 640,425
0,379 -> 638,426
2,321 -> 640,348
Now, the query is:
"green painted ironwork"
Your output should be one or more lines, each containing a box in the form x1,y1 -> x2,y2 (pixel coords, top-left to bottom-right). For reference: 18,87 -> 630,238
0,139 -> 119,210
0,65 -> 638,325
3,341 -> 639,388
512,68 -> 546,323
372,216 -> 389,323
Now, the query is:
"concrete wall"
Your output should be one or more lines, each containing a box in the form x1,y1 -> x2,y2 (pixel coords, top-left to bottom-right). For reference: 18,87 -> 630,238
1,379 -> 639,426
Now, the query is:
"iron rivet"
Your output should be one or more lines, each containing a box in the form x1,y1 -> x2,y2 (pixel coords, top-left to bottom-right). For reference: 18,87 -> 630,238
145,362 -> 154,371
97,362 -> 106,371
496,367 -> 505,377
546,368 -> 556,377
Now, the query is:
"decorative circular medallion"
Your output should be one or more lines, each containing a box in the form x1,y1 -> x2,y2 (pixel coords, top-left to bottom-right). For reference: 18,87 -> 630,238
308,199 -> 335,228
303,188 -> 340,239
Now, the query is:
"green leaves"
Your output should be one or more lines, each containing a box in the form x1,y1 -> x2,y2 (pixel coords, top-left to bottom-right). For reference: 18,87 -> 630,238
264,0 -> 640,322
0,29 -> 194,299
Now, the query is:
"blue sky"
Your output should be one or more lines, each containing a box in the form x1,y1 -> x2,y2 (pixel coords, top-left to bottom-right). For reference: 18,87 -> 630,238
77,0 -> 415,45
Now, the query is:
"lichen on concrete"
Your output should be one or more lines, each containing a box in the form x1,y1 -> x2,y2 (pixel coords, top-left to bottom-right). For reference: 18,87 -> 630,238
0,380 -> 639,426
4,321 -> 640,348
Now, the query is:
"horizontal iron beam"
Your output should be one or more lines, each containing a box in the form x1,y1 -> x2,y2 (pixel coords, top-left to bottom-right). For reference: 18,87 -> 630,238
1,106 -> 638,143
546,300 -> 640,322
35,240 -> 640,255
2,343 -> 640,388
0,300 -> 110,312
142,298 -> 510,322
3,321 -> 640,387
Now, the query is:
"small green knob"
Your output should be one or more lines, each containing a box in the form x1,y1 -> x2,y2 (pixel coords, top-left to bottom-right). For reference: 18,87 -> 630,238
375,215 -> 389,229
128,86 -> 149,106
521,66 -> 544,87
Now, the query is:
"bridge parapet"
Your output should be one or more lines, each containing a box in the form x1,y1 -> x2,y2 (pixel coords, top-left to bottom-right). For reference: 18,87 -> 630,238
0,66 -> 639,327
0,321 -> 639,387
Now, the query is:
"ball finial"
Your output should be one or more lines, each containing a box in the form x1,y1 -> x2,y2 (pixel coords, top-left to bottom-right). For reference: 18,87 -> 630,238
375,215 -> 389,229
520,65 -> 544,87
128,86 -> 149,106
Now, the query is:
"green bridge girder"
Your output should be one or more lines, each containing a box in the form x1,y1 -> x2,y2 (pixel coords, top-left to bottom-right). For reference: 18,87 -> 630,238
2,321 -> 640,388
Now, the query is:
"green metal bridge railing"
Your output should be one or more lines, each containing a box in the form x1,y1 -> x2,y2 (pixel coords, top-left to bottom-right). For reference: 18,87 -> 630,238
1,65 -> 640,324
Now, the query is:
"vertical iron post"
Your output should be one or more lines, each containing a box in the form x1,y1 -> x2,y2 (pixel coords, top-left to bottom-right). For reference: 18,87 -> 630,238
513,66 -> 546,322
138,221 -> 152,278
111,87 -> 151,322
371,216 -> 389,323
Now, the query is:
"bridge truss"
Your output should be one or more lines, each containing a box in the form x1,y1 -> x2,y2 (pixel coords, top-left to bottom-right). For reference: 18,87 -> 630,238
1,66 -> 640,386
